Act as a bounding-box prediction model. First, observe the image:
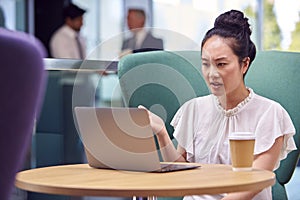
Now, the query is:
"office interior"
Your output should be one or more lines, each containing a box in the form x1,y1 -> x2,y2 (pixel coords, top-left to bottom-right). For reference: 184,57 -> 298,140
1,0 -> 299,200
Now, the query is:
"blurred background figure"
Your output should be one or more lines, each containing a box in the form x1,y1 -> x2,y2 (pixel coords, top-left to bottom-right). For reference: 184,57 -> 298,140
50,3 -> 86,59
50,6 -> 93,192
120,8 -> 164,57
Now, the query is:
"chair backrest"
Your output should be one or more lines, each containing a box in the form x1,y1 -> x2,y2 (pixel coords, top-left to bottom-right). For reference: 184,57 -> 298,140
118,50 -> 300,200
118,51 -> 209,139
0,29 -> 46,200
245,51 -> 300,199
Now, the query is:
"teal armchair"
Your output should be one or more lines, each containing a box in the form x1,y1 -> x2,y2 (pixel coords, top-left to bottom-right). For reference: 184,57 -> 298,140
245,51 -> 300,200
118,50 -> 300,200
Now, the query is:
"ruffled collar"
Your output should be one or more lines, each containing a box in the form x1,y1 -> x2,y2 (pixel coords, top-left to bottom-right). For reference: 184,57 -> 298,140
214,88 -> 254,117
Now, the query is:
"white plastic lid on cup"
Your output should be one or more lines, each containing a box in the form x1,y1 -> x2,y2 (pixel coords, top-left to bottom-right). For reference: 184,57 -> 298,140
228,132 -> 256,140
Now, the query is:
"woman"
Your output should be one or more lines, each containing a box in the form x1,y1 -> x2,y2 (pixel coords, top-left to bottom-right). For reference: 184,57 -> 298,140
139,10 -> 296,200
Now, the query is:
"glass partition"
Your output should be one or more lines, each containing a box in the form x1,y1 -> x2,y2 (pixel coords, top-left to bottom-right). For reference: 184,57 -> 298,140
1,0 -> 300,52
153,0 -> 300,51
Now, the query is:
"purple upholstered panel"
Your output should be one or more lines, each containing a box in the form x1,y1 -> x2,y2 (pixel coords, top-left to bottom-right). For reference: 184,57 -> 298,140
0,28 -> 46,200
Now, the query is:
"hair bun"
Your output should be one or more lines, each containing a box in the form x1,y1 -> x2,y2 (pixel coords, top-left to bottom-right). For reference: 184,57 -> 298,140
214,10 -> 251,36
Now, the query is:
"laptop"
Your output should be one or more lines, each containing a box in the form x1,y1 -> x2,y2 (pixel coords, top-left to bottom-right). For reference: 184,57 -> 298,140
74,107 -> 200,172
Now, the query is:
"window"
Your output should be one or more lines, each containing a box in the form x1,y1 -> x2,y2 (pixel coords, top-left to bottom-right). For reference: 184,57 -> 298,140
153,0 -> 300,51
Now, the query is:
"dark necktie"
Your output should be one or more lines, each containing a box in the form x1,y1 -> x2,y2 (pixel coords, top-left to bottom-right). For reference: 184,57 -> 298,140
76,35 -> 84,59
128,34 -> 137,50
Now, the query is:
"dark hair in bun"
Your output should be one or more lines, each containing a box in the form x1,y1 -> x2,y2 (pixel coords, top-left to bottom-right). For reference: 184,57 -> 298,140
201,10 -> 256,74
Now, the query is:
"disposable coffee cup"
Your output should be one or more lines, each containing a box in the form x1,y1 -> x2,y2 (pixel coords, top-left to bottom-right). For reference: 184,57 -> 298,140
228,132 -> 255,171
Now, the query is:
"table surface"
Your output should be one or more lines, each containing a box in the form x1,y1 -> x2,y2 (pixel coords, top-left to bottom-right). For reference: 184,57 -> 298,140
15,163 -> 275,197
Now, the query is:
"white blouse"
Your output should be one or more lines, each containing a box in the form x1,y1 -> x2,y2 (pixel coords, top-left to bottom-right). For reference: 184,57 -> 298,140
171,88 -> 297,200
50,25 -> 86,59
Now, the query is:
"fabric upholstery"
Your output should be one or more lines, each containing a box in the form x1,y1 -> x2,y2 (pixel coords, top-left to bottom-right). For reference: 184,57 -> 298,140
0,28 -> 46,200
271,181 -> 288,200
245,51 -> 300,200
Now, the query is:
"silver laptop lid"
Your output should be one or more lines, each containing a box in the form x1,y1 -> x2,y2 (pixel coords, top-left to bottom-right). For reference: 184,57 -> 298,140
74,107 -> 162,172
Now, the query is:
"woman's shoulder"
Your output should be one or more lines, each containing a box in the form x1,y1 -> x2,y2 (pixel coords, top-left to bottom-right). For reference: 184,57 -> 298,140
171,95 -> 212,127
250,90 -> 291,117
252,91 -> 283,108
186,94 -> 212,103
182,95 -> 212,107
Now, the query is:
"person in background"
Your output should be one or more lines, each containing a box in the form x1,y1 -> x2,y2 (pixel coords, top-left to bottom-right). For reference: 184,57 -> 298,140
50,4 -> 93,183
139,9 -> 296,200
120,8 -> 164,57
50,3 -> 86,59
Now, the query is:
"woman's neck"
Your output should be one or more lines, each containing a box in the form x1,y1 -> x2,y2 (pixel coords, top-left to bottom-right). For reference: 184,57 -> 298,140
218,86 -> 249,110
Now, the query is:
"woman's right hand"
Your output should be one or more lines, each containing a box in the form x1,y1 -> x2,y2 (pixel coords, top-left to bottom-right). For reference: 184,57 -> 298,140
138,105 -> 166,136
138,105 -> 185,162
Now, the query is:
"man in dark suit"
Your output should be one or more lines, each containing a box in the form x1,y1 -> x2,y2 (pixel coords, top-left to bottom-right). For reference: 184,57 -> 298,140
120,8 -> 164,57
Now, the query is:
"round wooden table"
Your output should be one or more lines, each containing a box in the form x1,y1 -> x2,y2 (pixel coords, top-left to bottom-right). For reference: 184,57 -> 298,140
15,163 -> 275,198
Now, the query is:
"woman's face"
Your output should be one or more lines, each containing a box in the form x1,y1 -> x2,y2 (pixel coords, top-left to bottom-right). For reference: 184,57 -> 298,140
201,35 -> 248,97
